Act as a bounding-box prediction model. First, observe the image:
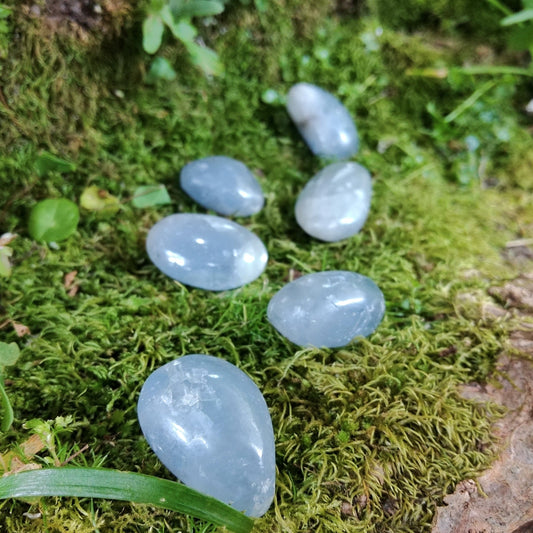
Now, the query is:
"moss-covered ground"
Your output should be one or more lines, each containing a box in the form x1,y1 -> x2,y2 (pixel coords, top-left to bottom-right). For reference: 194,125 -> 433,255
1,0 -> 533,531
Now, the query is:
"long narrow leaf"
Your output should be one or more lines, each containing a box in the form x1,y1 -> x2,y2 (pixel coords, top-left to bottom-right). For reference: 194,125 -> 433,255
0,467 -> 254,533
0,380 -> 14,432
501,8 -> 533,25
172,0 -> 224,18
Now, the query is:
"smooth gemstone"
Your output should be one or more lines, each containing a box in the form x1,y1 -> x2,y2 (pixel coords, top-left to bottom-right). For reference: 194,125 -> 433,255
286,82 -> 359,159
267,271 -> 385,348
180,156 -> 264,217
137,354 -> 276,517
295,161 -> 372,242
146,213 -> 268,291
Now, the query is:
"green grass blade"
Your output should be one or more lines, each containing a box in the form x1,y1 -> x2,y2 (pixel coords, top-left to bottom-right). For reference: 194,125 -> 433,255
0,379 -> 14,432
455,65 -> 533,76
501,8 -> 533,25
0,467 -> 255,533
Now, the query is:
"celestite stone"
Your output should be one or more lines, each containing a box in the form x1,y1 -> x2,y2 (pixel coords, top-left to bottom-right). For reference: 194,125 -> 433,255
286,82 -> 359,159
137,354 -> 276,517
267,271 -> 385,348
180,156 -> 264,217
146,213 -> 268,291
295,162 -> 372,242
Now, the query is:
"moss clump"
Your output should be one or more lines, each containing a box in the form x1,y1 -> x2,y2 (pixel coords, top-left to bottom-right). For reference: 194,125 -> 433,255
374,0 -> 516,40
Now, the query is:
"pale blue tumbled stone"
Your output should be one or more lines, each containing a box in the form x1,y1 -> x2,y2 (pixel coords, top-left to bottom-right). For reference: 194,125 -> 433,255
286,82 -> 359,159
180,156 -> 264,217
267,271 -> 385,348
146,213 -> 268,291
137,354 -> 276,517
295,161 -> 372,242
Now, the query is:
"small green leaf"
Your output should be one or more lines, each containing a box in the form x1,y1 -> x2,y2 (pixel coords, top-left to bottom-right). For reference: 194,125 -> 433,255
34,151 -> 76,177
132,185 -> 172,208
0,468 -> 254,533
0,382 -> 14,432
146,57 -> 177,83
143,15 -> 165,54
0,342 -> 20,368
0,4 -> 12,19
80,186 -> 121,216
254,0 -> 268,12
28,199 -> 80,243
185,41 -> 224,76
0,247 -> 12,277
171,0 -> 224,18
162,11 -> 197,42
501,8 -> 533,25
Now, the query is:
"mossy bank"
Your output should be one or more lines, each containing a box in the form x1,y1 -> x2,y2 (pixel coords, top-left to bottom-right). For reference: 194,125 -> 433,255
1,0 -> 532,531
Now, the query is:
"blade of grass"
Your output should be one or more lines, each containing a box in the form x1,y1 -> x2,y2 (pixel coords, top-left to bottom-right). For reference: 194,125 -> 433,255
485,0 -> 513,16
0,379 -> 13,432
0,467 -> 255,533
501,8 -> 533,25
444,80 -> 498,123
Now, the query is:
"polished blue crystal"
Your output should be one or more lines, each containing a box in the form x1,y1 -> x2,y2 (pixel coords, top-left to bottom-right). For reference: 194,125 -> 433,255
146,213 -> 268,291
295,162 -> 372,242
137,354 -> 276,517
286,82 -> 359,159
180,156 -> 264,216
267,271 -> 385,348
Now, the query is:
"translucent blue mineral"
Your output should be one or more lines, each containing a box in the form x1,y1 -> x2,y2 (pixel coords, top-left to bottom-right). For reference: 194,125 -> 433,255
267,271 -> 385,348
180,156 -> 264,217
137,354 -> 276,517
146,213 -> 268,291
286,82 -> 359,159
295,161 -> 372,242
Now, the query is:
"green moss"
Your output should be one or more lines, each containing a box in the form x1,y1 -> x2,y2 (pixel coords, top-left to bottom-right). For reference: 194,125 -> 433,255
374,0 -> 515,40
0,1 -> 531,531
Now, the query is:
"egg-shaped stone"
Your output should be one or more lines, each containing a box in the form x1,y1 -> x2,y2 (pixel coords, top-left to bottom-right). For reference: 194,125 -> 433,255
295,161 -> 372,242
267,271 -> 385,348
180,156 -> 264,217
146,213 -> 268,291
286,82 -> 359,159
137,354 -> 276,517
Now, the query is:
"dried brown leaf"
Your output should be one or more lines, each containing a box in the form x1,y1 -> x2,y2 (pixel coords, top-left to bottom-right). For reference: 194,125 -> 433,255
63,270 -> 78,289
68,285 -> 79,297
12,321 -> 30,337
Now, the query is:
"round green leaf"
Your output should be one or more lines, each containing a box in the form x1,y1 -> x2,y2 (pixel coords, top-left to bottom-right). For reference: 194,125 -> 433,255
28,199 -> 80,243
0,342 -> 19,367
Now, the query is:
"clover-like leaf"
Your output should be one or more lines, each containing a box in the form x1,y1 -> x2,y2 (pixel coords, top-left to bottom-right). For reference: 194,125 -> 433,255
145,57 -> 177,84
28,199 -> 80,243
143,14 -> 165,54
